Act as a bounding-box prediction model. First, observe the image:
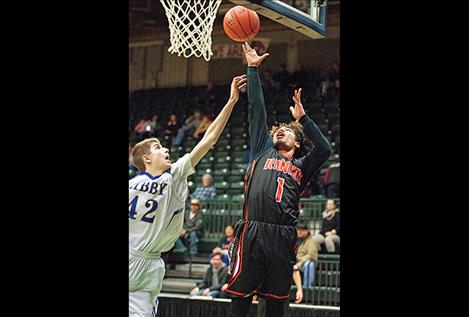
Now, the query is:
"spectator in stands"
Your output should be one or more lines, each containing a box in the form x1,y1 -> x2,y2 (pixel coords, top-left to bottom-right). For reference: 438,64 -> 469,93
189,252 -> 229,298
313,199 -> 340,253
319,61 -> 340,98
144,114 -> 161,138
134,118 -> 148,138
172,110 -> 203,146
290,63 -> 308,89
323,162 -> 340,198
218,223 -> 234,250
164,114 -> 180,139
191,174 -> 217,202
272,64 -> 291,90
294,223 -> 318,286
175,199 -> 204,255
212,223 -> 235,266
192,114 -> 214,140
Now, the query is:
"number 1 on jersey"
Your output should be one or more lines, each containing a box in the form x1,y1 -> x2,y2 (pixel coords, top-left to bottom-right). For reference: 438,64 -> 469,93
276,177 -> 285,202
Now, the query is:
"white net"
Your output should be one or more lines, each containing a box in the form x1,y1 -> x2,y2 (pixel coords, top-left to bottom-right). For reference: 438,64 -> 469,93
160,0 -> 222,61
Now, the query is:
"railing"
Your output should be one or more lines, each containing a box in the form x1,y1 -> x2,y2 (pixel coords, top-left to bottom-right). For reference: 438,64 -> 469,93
302,256 -> 340,306
201,197 -> 340,239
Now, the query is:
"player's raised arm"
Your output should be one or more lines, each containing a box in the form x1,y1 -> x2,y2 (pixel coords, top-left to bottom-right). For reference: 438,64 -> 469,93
189,75 -> 247,167
291,88 -> 332,190
242,42 -> 273,160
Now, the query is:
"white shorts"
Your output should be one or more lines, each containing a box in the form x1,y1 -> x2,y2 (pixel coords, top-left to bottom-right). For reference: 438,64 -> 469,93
129,249 -> 165,317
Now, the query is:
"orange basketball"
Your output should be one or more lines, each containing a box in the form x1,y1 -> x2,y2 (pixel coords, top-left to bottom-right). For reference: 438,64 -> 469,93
223,6 -> 260,42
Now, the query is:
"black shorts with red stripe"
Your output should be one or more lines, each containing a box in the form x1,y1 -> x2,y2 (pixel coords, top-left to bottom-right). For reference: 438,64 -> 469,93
225,219 -> 297,301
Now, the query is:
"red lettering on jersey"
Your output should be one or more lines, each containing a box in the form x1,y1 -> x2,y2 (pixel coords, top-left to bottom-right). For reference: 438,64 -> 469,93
282,161 -> 291,174
263,158 -> 273,170
263,157 -> 302,185
289,164 -> 297,177
293,169 -> 303,185
273,159 -> 281,171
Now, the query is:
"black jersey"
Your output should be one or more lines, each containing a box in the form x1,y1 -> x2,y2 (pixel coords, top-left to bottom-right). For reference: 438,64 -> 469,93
243,66 -> 332,227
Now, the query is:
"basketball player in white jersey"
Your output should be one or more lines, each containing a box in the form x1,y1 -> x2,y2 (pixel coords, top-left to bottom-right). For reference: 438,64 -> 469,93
129,74 -> 247,317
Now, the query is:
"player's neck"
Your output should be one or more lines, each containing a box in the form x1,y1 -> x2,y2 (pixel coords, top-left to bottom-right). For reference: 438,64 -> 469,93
145,166 -> 167,177
277,148 -> 294,158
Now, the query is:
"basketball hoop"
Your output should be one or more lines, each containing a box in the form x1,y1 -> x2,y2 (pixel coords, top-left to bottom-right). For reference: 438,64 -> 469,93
159,0 -> 222,61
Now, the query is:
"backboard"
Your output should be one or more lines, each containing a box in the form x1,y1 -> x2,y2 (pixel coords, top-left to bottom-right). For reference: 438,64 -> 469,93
229,0 -> 328,39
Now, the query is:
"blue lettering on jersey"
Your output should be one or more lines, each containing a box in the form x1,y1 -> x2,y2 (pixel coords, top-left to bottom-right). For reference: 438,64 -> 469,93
129,181 -> 168,195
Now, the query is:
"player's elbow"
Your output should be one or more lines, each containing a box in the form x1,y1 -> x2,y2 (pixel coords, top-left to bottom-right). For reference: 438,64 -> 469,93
202,135 -> 217,148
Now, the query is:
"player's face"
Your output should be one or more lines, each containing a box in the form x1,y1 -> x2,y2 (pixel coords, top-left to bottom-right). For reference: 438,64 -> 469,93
146,142 -> 171,171
273,127 -> 299,150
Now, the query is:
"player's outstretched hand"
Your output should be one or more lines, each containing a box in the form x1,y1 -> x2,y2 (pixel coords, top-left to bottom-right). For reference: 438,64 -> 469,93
290,88 -> 306,121
242,42 -> 269,67
230,74 -> 247,102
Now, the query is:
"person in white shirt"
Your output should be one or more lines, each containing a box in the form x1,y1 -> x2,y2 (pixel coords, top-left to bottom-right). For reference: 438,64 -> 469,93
129,74 -> 247,317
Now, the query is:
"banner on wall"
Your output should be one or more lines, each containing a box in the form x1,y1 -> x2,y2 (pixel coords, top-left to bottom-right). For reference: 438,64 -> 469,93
212,38 -> 271,59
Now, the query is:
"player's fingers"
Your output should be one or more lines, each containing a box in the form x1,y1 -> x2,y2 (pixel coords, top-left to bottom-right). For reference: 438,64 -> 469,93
238,78 -> 247,85
237,82 -> 247,89
244,41 -> 251,50
292,96 -> 300,105
260,53 -> 270,61
242,43 -> 247,54
289,106 -> 295,114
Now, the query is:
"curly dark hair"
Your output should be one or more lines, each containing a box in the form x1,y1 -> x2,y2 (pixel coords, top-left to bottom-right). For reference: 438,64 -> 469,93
269,121 -> 313,158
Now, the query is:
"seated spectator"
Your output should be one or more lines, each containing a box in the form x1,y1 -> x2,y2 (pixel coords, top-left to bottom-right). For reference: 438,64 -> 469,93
175,199 -> 204,255
164,114 -> 180,139
189,252 -> 229,298
192,114 -> 214,140
313,199 -> 340,253
212,223 -> 234,266
173,110 -> 203,146
191,174 -> 216,203
144,114 -> 161,138
294,223 -> 318,286
133,118 -> 148,138
319,61 -> 340,98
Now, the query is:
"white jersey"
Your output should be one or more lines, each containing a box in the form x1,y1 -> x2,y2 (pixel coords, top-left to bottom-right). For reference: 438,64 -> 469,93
129,153 -> 195,254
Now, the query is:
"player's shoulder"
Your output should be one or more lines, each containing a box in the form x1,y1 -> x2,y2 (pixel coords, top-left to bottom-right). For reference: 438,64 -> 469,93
170,153 -> 192,171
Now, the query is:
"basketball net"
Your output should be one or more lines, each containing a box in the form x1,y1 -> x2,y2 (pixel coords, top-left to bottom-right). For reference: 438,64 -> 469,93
160,0 -> 222,61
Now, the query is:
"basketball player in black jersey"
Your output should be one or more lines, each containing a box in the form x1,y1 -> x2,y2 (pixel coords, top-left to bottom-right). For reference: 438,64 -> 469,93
226,42 -> 332,317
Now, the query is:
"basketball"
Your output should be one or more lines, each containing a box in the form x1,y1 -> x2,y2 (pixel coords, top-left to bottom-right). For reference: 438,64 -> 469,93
223,6 -> 260,42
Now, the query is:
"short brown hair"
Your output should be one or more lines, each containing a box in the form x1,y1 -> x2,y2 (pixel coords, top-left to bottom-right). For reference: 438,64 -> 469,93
130,138 -> 161,172
269,121 -> 313,158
